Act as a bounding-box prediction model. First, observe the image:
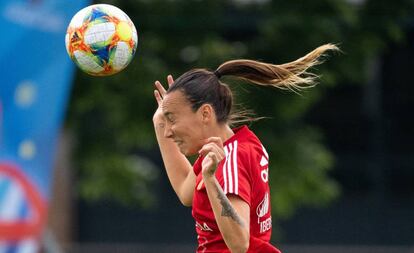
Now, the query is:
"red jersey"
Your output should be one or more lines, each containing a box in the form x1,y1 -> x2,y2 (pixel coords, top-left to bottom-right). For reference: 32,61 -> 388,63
192,126 -> 281,253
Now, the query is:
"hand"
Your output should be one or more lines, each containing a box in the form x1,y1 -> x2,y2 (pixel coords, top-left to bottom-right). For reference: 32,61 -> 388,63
200,137 -> 225,178
153,75 -> 174,124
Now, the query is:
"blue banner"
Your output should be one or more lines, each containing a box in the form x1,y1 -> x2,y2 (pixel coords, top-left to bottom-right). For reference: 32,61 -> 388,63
0,0 -> 89,251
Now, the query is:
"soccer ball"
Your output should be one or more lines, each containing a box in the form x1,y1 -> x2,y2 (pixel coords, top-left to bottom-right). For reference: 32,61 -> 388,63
65,4 -> 138,76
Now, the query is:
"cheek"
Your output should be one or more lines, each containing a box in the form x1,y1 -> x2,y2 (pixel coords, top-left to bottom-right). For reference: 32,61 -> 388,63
189,129 -> 205,148
180,118 -> 200,133
171,123 -> 185,134
180,124 -> 200,142
175,116 -> 203,140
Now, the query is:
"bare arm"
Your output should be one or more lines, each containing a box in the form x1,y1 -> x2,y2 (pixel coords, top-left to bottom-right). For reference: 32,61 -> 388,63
204,176 -> 250,253
200,138 -> 250,253
153,76 -> 196,206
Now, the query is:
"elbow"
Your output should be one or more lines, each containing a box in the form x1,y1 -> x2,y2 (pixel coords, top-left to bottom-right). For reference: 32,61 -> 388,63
177,194 -> 192,207
179,197 -> 192,207
177,182 -> 193,207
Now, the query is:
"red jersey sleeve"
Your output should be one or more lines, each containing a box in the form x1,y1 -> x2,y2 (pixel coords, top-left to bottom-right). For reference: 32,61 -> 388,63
222,140 -> 252,206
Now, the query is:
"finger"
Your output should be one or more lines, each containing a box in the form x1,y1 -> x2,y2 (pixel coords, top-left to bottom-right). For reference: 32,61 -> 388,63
198,141 -> 225,159
154,81 -> 167,97
199,143 -> 224,160
208,152 -> 219,164
210,142 -> 225,157
198,145 -> 213,157
202,152 -> 215,166
198,146 -> 210,157
199,143 -> 217,156
204,137 -> 224,148
154,90 -> 162,106
167,75 -> 174,87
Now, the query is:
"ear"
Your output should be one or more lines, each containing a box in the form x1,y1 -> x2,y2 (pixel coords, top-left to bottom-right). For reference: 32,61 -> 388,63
199,104 -> 215,123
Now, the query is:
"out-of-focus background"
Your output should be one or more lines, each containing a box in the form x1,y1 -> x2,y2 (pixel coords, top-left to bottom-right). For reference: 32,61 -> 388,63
1,0 -> 414,252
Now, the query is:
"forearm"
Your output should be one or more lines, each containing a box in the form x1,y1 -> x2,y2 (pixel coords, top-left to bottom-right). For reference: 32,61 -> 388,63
203,176 -> 249,253
154,122 -> 194,205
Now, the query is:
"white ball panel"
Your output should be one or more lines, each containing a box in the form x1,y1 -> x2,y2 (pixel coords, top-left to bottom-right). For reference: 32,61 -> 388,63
69,6 -> 92,28
84,23 -> 115,45
112,42 -> 130,70
74,50 -> 104,73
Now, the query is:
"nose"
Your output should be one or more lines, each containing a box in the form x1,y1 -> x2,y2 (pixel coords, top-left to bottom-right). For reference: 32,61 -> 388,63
163,122 -> 173,138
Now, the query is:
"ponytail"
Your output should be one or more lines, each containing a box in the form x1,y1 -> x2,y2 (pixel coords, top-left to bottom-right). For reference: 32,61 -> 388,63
168,43 -> 339,126
214,43 -> 339,91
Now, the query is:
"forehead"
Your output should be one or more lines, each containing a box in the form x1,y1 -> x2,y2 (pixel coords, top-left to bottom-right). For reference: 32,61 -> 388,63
161,90 -> 191,113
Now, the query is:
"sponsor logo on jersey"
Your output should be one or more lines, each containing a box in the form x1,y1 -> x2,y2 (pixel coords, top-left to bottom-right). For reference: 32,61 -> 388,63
260,156 -> 268,166
256,193 -> 269,219
261,145 -> 269,159
260,145 -> 269,182
259,217 -> 272,233
256,193 -> 272,233
196,221 -> 213,232
261,167 -> 269,183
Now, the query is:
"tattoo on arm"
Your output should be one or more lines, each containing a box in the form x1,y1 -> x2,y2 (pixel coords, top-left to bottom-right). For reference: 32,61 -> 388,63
214,181 -> 245,227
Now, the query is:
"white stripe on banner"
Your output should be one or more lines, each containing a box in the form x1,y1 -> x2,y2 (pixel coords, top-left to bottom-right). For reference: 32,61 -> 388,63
0,179 -> 23,221
227,143 -> 233,193
232,141 -> 238,195
223,146 -> 228,194
0,178 -> 25,253
17,238 -> 38,253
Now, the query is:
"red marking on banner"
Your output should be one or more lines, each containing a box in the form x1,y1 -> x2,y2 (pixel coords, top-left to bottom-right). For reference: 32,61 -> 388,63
0,162 -> 47,240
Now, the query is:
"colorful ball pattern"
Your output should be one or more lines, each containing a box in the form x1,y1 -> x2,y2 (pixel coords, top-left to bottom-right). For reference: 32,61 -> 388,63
65,4 -> 138,76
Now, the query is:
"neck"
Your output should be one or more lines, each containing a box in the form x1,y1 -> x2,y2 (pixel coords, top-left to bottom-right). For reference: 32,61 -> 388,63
216,124 -> 234,143
201,120 -> 235,143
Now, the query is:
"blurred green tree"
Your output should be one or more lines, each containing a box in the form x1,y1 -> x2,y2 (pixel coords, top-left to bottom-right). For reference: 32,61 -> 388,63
66,0 -> 414,233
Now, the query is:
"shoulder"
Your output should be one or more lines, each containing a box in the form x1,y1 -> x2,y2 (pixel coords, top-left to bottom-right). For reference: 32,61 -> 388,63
223,136 -> 263,171
223,125 -> 268,166
230,126 -> 263,149
223,138 -> 252,163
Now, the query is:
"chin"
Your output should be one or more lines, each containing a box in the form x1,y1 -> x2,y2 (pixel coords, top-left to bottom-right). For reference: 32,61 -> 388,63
178,146 -> 189,156
179,148 -> 187,156
181,147 -> 198,157
181,150 -> 194,157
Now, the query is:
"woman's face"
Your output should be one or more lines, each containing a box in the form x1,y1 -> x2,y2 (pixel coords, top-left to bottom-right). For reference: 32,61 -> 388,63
162,90 -> 206,156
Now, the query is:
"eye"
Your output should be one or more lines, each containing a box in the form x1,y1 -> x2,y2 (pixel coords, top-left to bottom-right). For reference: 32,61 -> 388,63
166,115 -> 175,123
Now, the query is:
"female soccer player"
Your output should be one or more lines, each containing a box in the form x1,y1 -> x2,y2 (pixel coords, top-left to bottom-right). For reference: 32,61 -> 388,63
153,44 -> 338,253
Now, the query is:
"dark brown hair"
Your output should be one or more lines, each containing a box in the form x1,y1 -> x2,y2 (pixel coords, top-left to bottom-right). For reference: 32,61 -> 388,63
167,43 -> 339,125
